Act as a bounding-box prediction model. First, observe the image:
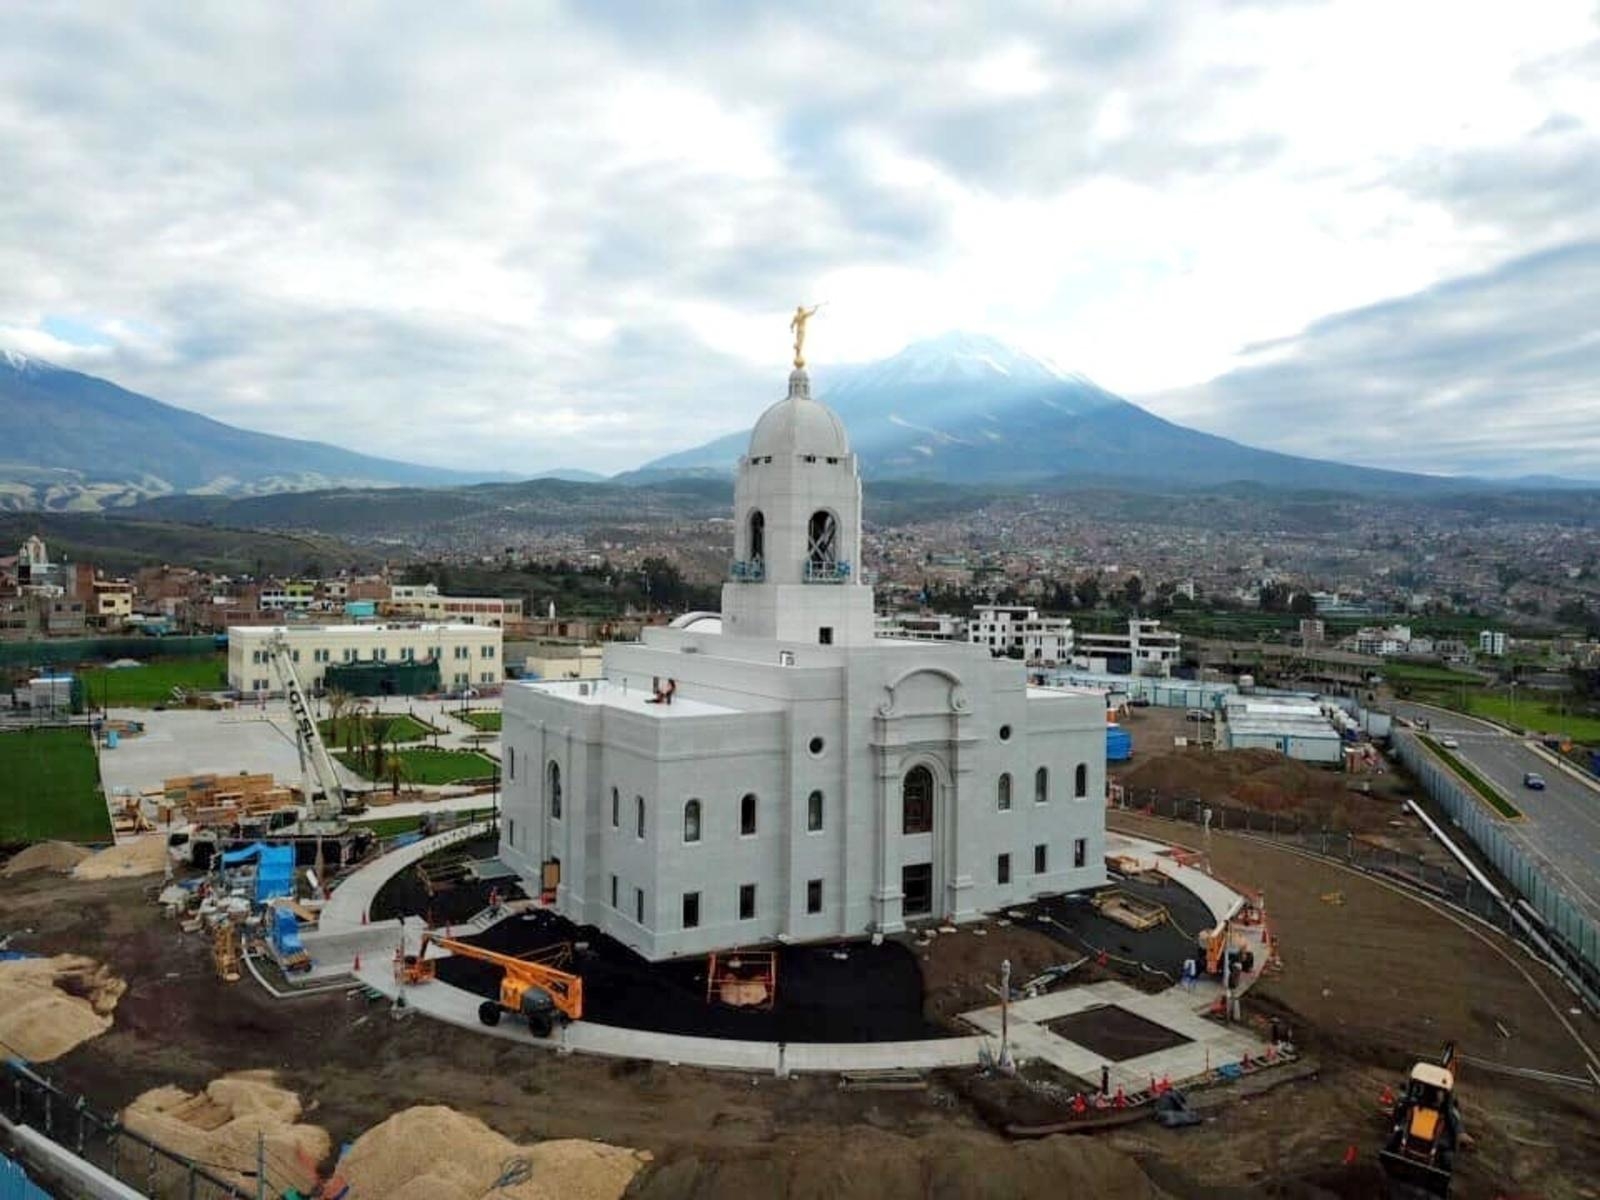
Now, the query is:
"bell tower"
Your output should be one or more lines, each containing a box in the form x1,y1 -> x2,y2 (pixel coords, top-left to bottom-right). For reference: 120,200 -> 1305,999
721,364 -> 876,645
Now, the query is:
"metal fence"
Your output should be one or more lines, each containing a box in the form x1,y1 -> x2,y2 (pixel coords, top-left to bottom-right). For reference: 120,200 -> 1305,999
1392,729 -> 1600,1002
1,1061 -> 257,1200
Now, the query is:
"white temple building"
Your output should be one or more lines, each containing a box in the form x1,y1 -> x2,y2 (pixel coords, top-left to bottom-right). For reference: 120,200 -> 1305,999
499,354 -> 1106,961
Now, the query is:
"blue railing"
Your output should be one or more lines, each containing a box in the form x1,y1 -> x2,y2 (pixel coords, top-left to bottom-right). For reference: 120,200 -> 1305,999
729,559 -> 765,582
803,560 -> 851,584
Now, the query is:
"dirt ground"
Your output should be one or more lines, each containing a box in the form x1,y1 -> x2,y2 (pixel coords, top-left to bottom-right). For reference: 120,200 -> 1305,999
3,818 -> 1599,1198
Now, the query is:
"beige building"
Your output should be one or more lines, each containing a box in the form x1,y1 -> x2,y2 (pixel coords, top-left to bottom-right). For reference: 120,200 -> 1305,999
227,622 -> 503,693
387,584 -> 523,627
524,644 -> 604,681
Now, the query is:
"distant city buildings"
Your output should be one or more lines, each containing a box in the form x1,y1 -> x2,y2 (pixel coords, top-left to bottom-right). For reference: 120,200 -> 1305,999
386,583 -> 523,627
967,604 -> 1073,664
1479,629 -> 1508,656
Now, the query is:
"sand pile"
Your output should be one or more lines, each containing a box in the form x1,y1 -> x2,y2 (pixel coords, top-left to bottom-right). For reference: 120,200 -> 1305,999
73,835 -> 168,879
0,954 -> 125,1060
3,841 -> 92,876
123,1072 -> 329,1193
336,1106 -> 647,1200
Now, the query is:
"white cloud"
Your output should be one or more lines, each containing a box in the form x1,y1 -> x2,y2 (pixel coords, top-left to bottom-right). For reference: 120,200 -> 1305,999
0,1 -> 1595,476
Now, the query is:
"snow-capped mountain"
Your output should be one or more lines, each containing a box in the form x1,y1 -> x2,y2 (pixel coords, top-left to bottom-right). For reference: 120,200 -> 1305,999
636,331 -> 1446,491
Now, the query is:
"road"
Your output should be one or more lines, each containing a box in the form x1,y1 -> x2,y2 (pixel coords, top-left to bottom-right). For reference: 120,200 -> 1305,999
1391,700 -> 1600,930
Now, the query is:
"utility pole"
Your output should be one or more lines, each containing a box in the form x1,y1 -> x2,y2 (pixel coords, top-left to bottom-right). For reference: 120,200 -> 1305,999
999,958 -> 1012,1072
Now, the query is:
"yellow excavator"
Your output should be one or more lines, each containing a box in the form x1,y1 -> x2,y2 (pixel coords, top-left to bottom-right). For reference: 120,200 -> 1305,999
396,932 -> 584,1038
1379,1041 -> 1462,1196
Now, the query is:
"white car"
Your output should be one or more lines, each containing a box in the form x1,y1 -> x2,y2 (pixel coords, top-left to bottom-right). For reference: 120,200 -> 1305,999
1438,736 -> 1460,749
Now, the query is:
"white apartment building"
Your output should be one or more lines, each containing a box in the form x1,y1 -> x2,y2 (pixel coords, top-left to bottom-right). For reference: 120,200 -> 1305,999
387,584 -> 524,627
500,360 -> 1106,961
227,623 -> 503,693
968,605 -> 1074,665
1479,630 -> 1507,656
1074,618 -> 1182,677
875,611 -> 969,641
1347,624 -> 1414,656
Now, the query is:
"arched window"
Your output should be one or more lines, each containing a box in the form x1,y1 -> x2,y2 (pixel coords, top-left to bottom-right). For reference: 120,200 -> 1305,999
740,792 -> 758,836
1075,763 -> 1088,799
807,790 -> 824,832
683,799 -> 702,843
547,761 -> 562,819
903,765 -> 933,834
997,773 -> 1012,811
748,509 -> 765,562
636,795 -> 646,839
1034,766 -> 1048,805
807,509 -> 838,569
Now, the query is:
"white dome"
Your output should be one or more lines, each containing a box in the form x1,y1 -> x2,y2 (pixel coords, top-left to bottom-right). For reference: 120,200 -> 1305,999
747,370 -> 850,459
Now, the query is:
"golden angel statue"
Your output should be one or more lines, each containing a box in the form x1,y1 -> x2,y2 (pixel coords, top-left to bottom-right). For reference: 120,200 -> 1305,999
790,304 -> 820,368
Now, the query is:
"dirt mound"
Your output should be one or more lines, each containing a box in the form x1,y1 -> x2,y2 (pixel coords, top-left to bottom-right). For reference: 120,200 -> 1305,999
634,1127 -> 1172,1199
0,954 -> 125,1060
1122,749 -> 1379,829
73,835 -> 168,879
123,1071 -> 329,1194
3,841 -> 92,875
336,1105 -> 647,1200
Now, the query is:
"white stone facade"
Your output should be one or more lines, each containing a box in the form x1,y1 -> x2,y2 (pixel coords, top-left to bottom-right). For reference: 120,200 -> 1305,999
500,366 -> 1106,961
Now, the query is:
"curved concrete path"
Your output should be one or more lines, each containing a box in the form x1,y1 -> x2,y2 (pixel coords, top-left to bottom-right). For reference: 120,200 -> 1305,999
323,818 -> 1261,1076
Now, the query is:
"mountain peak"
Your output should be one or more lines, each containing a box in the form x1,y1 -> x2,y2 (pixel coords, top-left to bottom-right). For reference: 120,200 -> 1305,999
2,347 -> 57,375
836,330 -> 1076,393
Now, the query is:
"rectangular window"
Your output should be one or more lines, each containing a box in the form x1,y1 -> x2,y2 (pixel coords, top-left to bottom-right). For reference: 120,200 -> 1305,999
376,647 -> 387,661
481,645 -> 495,658
997,853 -> 1011,885
507,817 -> 516,847
682,892 -> 700,929
739,883 -> 756,920
818,626 -> 833,645
291,649 -> 300,662
610,874 -> 618,908
1074,837 -> 1087,869
902,863 -> 932,916
1034,843 -> 1048,874
806,878 -> 822,915
634,887 -> 645,924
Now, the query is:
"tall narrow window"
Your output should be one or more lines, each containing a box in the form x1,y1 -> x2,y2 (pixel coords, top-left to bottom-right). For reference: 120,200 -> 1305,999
610,874 -> 618,908
807,509 -> 838,569
739,883 -> 756,920
1034,766 -> 1049,805
634,887 -> 644,923
1074,837 -> 1087,868
507,746 -> 515,781
740,793 -> 757,836
1075,762 -> 1088,799
547,761 -> 562,819
748,509 -> 765,562
806,878 -> 823,914
684,799 -> 702,843
902,765 -> 933,834
611,786 -> 619,829
1034,843 -> 1048,874
682,892 -> 700,929
807,790 -> 824,832
997,773 -> 1012,811
636,795 -> 646,839
997,853 -> 1011,885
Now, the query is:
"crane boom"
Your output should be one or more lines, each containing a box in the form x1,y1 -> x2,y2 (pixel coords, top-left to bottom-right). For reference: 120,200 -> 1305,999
265,631 -> 346,822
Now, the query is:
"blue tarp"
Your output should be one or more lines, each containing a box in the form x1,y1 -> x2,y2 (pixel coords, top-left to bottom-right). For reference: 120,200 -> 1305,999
220,841 -> 268,866
1106,724 -> 1133,762
271,908 -> 306,958
220,841 -> 296,901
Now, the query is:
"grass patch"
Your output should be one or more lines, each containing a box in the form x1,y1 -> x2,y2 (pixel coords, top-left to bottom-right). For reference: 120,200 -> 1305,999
0,728 -> 111,842
1454,693 -> 1600,743
457,709 -> 501,733
337,747 -> 498,785
351,807 -> 496,838
1420,734 -> 1523,820
78,654 -> 227,707
319,713 -> 436,746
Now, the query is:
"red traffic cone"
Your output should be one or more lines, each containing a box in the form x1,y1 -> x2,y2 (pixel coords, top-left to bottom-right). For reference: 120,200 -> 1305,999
1378,1086 -> 1396,1110
353,953 -> 361,971
1342,1144 -> 1358,1165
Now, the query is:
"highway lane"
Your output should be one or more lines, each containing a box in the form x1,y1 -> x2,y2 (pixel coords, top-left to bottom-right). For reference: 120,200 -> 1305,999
1391,701 -> 1600,929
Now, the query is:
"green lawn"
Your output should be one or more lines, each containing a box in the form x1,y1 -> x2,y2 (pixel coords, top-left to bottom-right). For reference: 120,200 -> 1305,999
78,654 -> 228,708
1456,693 -> 1600,743
1419,734 -> 1523,820
458,709 -> 501,732
351,807 -> 496,837
319,713 -> 436,746
0,728 -> 112,843
338,747 -> 498,785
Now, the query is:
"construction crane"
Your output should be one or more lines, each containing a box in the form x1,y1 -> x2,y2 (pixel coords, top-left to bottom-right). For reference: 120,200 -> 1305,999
1379,1041 -> 1462,1196
264,631 -> 348,830
395,932 -> 583,1038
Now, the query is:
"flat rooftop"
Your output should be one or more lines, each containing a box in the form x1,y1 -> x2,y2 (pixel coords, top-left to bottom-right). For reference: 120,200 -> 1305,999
515,677 -> 744,718
228,622 -> 495,636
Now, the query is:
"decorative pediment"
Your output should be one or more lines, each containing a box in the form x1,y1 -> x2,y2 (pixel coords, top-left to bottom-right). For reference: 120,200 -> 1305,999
877,667 -> 969,718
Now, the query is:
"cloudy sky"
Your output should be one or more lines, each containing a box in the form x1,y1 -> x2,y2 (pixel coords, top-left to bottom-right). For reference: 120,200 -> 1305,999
2,1 -> 1597,478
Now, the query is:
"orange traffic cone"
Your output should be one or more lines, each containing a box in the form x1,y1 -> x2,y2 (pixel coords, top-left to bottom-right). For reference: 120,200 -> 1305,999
1378,1086 -> 1396,1110
1342,1144 -> 1358,1165
353,953 -> 361,972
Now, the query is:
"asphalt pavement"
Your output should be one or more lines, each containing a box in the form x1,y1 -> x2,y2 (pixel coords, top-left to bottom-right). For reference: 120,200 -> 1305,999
1391,700 -> 1600,927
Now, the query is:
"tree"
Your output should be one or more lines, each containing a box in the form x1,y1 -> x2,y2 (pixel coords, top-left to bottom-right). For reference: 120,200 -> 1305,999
1074,574 -> 1101,610
1120,574 -> 1145,612
1258,582 -> 1291,613
1289,591 -> 1317,615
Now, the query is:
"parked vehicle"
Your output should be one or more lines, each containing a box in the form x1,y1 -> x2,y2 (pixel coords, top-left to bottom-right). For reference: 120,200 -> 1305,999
1438,737 -> 1459,749
1523,772 -> 1546,790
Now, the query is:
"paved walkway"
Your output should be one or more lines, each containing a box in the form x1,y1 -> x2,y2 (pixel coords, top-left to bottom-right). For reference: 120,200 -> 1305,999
961,980 -> 1266,1093
319,821 -> 492,933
